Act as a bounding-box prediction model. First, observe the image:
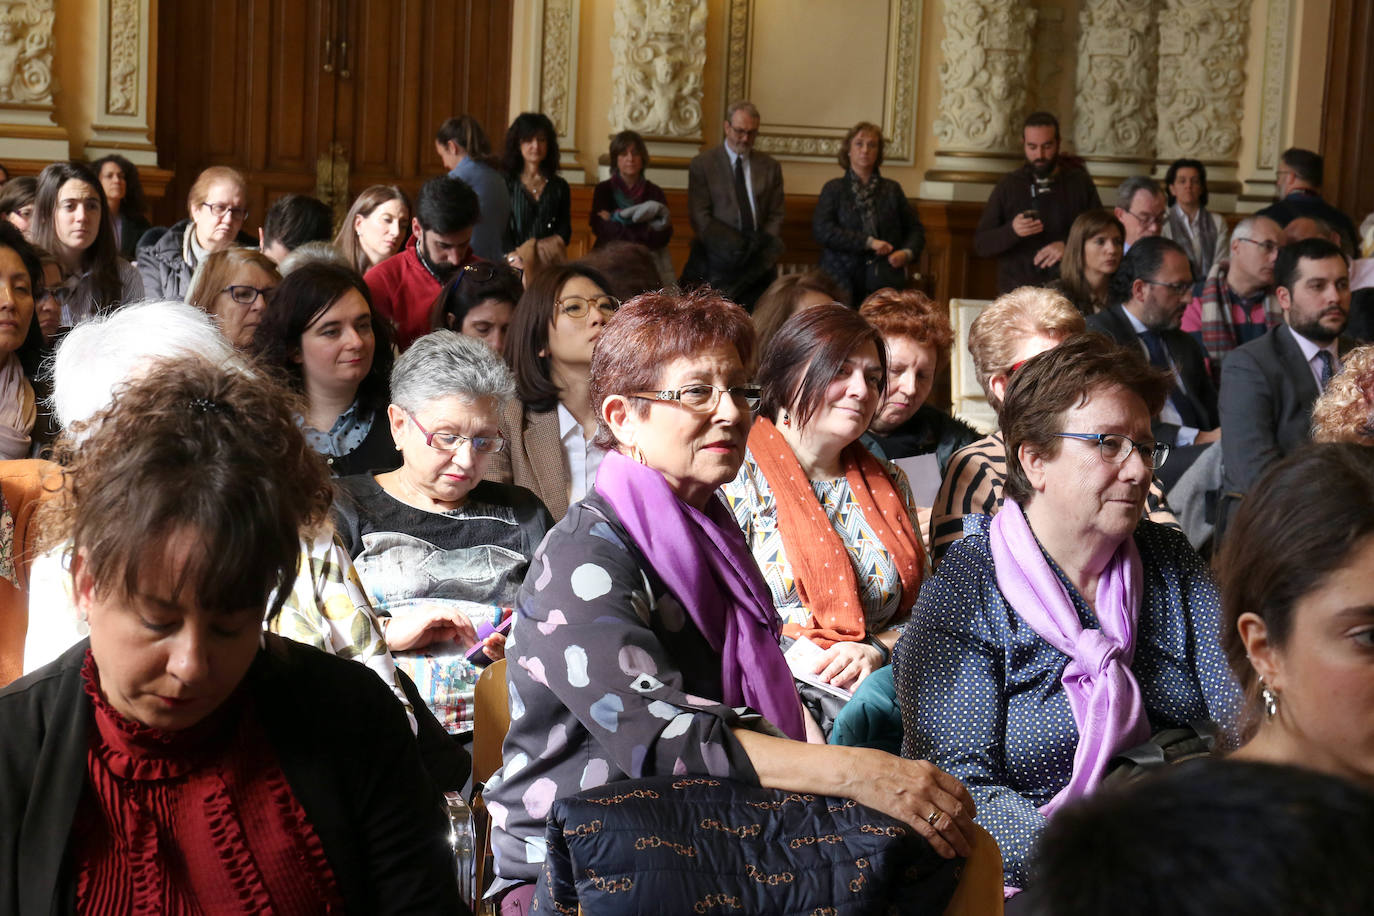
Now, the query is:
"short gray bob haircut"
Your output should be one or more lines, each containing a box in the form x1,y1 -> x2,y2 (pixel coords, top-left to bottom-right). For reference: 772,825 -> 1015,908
390,330 -> 516,413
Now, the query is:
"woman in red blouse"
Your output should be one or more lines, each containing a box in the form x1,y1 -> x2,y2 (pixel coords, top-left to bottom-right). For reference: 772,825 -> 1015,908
0,357 -> 462,914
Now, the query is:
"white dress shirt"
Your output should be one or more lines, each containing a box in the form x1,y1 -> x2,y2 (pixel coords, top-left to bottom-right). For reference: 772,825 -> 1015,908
557,402 -> 606,505
1288,325 -> 1342,390
1124,308 -> 1199,446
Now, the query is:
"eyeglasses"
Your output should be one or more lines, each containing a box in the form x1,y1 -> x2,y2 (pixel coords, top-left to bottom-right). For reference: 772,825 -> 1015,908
1055,432 -> 1170,469
1141,278 -> 1193,296
1236,237 -> 1281,255
556,295 -> 620,320
631,385 -> 762,412
1126,210 -> 1164,229
458,263 -> 522,285
200,201 -> 248,221
222,284 -> 273,305
408,412 -> 507,454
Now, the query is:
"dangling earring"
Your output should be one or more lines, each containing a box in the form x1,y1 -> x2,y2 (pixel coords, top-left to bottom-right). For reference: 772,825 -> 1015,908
1259,679 -> 1279,719
781,411 -> 791,428
631,443 -> 647,465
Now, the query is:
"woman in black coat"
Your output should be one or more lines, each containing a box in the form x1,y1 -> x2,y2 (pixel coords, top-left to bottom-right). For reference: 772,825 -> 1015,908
813,122 -> 924,306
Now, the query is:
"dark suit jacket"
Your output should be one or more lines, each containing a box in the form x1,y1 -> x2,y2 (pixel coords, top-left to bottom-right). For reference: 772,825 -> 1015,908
1219,323 -> 1355,494
687,144 -> 785,241
485,398 -> 570,521
1086,304 -> 1219,444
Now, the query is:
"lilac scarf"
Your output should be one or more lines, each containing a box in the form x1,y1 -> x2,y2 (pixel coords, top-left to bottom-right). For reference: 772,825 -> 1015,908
989,499 -> 1150,818
595,450 -> 806,740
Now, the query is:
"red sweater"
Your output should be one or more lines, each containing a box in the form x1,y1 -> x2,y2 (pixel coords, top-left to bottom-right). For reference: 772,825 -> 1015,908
365,238 -> 482,350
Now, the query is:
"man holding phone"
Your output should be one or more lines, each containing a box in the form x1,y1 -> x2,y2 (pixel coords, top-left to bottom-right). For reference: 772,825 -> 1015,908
975,112 -> 1102,294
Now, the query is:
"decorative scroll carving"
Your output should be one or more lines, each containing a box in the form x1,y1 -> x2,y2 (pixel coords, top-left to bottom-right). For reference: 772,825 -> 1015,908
1155,0 -> 1248,162
0,0 -> 55,105
933,0 -> 1038,153
1257,0 -> 1291,169
1074,0 -> 1158,158
540,0 -> 574,137
724,0 -> 750,107
609,0 -> 707,139
107,0 -> 139,115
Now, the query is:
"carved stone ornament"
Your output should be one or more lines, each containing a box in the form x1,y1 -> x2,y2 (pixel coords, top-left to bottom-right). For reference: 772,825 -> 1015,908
540,0 -> 575,137
609,0 -> 707,139
1074,0 -> 1158,158
1257,0 -> 1290,169
0,0 -> 56,105
933,0 -> 1038,154
106,0 -> 139,116
1154,0 -> 1248,162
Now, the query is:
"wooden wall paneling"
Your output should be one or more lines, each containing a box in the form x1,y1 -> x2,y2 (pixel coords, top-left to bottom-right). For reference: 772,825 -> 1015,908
1322,0 -> 1374,229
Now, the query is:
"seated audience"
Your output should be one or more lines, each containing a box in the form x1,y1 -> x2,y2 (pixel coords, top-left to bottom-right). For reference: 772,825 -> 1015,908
1087,237 -> 1218,486
1282,214 -> 1341,247
1257,147 -> 1359,254
31,161 -> 143,325
722,303 -> 925,705
1310,344 -> 1374,444
138,165 -> 251,300
32,245 -> 63,345
0,224 -> 49,457
1051,208 -> 1123,315
814,121 -> 924,305
1022,760 -> 1374,916
751,269 -> 847,357
930,288 -> 1178,562
185,247 -> 281,348
1159,158 -> 1229,282
501,112 -> 571,268
858,287 -> 980,470
485,289 -> 975,909
1113,175 -> 1166,250
1218,443 -> 1374,790
0,177 -> 36,240
896,334 -> 1243,888
429,261 -> 523,353
252,262 -> 399,477
1182,215 -> 1285,379
334,184 -> 411,275
0,357 -> 461,911
334,331 -> 551,733
485,263 -> 617,520
258,193 -> 333,263
435,114 -> 510,262
590,130 -> 673,285
277,240 -> 351,275
575,240 -> 666,301
92,155 -> 151,262
366,174 -> 480,350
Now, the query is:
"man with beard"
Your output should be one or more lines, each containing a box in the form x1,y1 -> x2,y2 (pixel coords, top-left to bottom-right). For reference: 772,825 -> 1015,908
1088,237 -> 1218,485
365,174 -> 481,349
1218,237 -> 1354,527
975,112 -> 1101,293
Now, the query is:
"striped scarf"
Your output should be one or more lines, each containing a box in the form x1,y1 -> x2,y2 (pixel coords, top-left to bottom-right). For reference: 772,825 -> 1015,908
1194,259 -> 1282,373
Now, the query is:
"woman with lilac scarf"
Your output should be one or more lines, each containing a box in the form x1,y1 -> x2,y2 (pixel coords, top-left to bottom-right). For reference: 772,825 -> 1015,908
485,288 -> 975,913
893,334 -> 1243,892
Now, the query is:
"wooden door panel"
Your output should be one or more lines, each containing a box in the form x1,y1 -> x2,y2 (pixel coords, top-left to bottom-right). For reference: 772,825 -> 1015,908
254,0 -> 334,175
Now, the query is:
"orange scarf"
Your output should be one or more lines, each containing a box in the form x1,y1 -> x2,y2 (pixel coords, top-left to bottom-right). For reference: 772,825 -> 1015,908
746,417 -> 925,647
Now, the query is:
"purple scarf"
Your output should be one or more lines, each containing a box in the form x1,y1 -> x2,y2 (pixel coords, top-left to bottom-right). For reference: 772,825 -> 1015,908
595,450 -> 806,741
989,499 -> 1150,817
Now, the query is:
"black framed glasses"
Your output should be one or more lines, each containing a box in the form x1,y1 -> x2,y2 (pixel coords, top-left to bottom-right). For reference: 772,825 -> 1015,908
1055,432 -> 1170,469
556,295 -> 620,320
407,412 -> 507,454
200,201 -> 248,221
1141,278 -> 1193,296
458,262 -> 522,285
631,385 -> 762,413
222,284 -> 273,305
1125,210 -> 1164,230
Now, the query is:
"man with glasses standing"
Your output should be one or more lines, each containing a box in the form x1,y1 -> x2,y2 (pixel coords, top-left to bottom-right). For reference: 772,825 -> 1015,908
1114,177 -> 1167,252
681,100 -> 785,309
1257,148 -> 1358,255
1181,215 -> 1286,381
1088,237 -> 1218,486
366,174 -> 481,350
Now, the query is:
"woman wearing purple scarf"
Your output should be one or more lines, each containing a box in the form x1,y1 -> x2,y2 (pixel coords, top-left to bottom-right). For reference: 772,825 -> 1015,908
486,288 -> 975,912
894,334 -> 1243,891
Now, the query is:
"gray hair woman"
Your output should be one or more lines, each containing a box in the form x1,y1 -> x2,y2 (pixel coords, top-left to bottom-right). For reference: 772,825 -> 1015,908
332,330 -> 553,734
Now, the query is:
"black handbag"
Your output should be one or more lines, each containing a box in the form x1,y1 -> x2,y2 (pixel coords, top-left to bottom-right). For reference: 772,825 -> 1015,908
1099,719 -> 1221,788
864,252 -> 909,294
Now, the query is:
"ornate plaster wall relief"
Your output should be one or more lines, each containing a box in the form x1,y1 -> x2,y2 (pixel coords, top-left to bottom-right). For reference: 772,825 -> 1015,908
1073,0 -> 1158,160
1257,0 -> 1291,171
540,0 -> 578,145
1155,0 -> 1248,163
106,0 -> 139,116
0,0 -> 55,105
933,0 -> 1038,153
609,0 -> 707,139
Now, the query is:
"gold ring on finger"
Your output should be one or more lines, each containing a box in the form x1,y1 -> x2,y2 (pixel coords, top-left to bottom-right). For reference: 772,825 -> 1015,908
926,810 -> 941,828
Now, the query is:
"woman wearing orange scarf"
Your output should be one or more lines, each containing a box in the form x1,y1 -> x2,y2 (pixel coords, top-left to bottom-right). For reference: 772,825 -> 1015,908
723,303 -> 926,704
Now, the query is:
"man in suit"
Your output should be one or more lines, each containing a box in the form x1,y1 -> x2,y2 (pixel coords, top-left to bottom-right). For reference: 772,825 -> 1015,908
1088,236 -> 1219,487
1219,237 -> 1353,527
680,100 -> 785,308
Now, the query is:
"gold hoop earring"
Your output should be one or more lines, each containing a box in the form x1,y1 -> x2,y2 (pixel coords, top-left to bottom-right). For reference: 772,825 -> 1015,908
1259,679 -> 1279,719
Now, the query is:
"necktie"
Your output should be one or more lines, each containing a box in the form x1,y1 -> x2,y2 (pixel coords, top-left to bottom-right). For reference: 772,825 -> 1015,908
734,155 -> 755,234
1316,349 -> 1335,389
1140,330 -> 1206,430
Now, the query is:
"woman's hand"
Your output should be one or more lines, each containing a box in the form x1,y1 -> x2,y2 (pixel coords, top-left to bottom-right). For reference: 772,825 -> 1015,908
812,641 -> 884,691
480,631 -> 508,661
597,210 -> 613,221
383,606 -> 478,652
842,750 -> 977,859
868,237 -> 894,256
887,249 -> 911,269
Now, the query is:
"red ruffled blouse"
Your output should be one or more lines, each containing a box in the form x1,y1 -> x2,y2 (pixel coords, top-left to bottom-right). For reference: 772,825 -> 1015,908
71,650 -> 344,914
